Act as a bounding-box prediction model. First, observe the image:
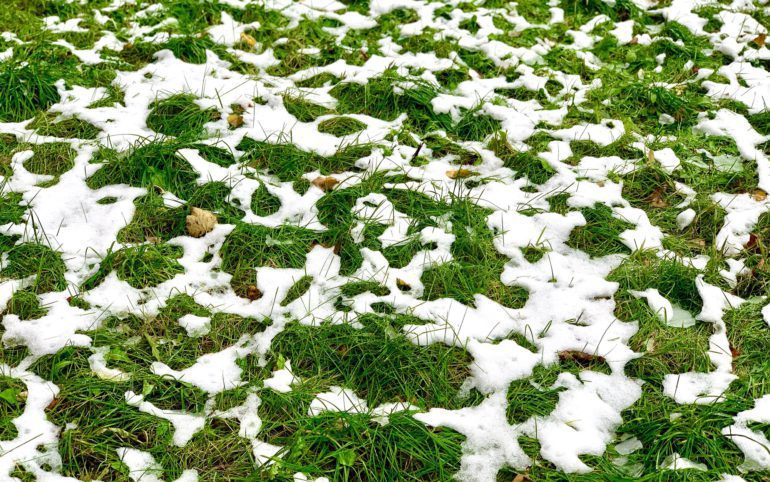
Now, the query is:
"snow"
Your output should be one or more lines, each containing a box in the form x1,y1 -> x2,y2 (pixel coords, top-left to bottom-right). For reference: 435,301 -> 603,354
117,448 -> 199,482
629,288 -> 697,328
1,0 -> 768,480
263,361 -> 297,393
177,314 -> 211,337
125,391 -> 207,447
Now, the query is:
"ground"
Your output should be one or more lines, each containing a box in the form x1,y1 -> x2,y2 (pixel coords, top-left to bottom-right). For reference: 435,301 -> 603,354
0,0 -> 769,481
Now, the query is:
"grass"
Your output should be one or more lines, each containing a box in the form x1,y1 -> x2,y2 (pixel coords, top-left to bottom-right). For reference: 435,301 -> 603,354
283,95 -> 334,123
566,203 -> 634,257
317,116 -> 367,137
489,132 -> 555,184
6,288 -> 48,319
0,376 -> 25,440
271,317 -> 477,409
0,61 -> 61,122
117,193 -> 187,244
1,0 -> 769,481
27,112 -> 101,139
237,137 -> 372,183
258,406 -> 464,480
146,94 -> 220,140
251,183 -> 281,216
1,242 -> 67,293
83,244 -> 184,290
87,139 -> 201,199
22,142 -> 76,178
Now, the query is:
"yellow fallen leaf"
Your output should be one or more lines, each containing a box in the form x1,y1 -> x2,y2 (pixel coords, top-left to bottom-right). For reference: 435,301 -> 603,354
227,113 -> 244,128
446,168 -> 478,179
646,149 -> 655,164
186,207 -> 217,238
753,189 -> 767,201
240,32 -> 257,48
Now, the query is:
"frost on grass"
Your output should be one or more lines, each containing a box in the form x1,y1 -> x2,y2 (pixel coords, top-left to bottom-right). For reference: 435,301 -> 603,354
1,0 -> 770,480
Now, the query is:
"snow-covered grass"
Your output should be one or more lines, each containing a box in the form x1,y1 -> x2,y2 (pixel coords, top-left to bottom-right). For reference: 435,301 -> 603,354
1,0 -> 770,480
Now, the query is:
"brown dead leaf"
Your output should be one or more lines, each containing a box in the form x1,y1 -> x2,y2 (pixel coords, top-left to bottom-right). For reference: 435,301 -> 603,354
746,232 -> 759,250
227,113 -> 244,128
753,33 -> 766,48
753,189 -> 767,201
512,474 -> 531,482
731,343 -> 741,371
186,207 -> 217,238
335,344 -> 350,357
396,278 -> 411,291
446,168 -> 478,179
628,36 -> 639,45
246,285 -> 262,301
240,32 -> 257,48
47,397 -> 60,410
687,238 -> 706,249
558,350 -> 606,367
647,187 -> 668,208
312,176 -> 339,191
730,344 -> 741,359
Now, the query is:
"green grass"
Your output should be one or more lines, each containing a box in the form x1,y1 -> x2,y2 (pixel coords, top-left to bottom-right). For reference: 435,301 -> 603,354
6,288 -> 48,319
1,242 -> 67,293
489,132 -> 555,184
237,137 -> 372,182
0,191 -> 26,225
283,95 -> 334,123
2,0 -> 770,481
259,406 -> 464,480
0,61 -> 61,122
317,116 -> 367,137
566,203 -> 634,257
84,244 -> 184,290
271,317 -> 476,409
146,94 -> 220,140
251,183 -> 282,216
0,375 -> 25,440
117,193 -> 187,244
22,142 -> 76,177
27,113 -> 101,139
87,139 -> 201,198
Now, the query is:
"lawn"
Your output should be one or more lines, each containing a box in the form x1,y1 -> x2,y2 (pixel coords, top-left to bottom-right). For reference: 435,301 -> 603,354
1,0 -> 770,481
